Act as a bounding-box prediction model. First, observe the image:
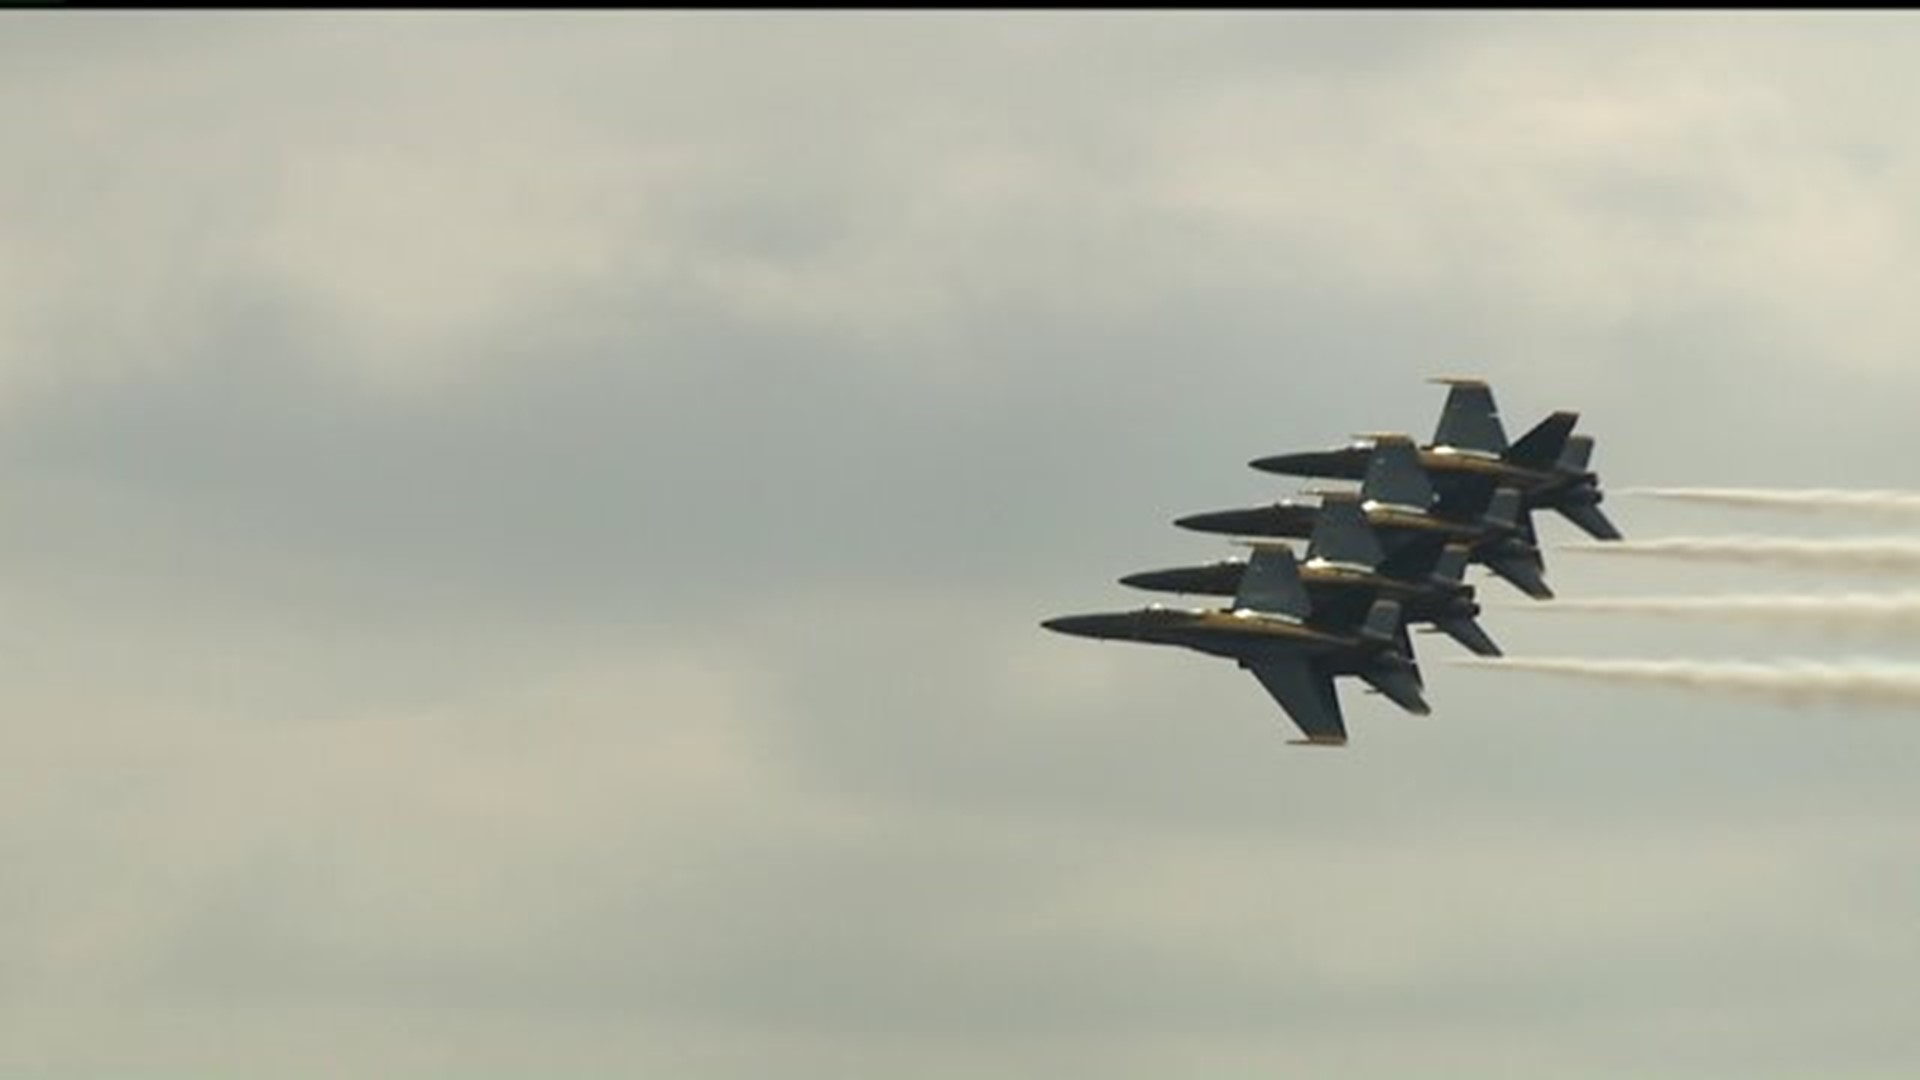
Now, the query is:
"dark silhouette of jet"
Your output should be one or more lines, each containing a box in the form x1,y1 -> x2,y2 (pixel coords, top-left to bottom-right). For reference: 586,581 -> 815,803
1121,496 -> 1501,657
1042,544 -> 1427,747
1248,378 -> 1621,542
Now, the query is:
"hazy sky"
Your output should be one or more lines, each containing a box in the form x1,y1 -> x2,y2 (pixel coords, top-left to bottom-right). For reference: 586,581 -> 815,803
9,12 -> 1920,1078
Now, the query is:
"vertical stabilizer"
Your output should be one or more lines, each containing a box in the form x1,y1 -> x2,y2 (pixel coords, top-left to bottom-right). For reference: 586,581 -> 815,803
1430,378 -> 1508,456
1307,494 -> 1387,570
1233,545 -> 1313,620
1507,411 -> 1578,469
1558,434 -> 1595,474
1359,598 -> 1403,645
1360,435 -> 1435,512
1482,487 -> 1523,532
1430,543 -> 1472,585
1483,546 -> 1554,600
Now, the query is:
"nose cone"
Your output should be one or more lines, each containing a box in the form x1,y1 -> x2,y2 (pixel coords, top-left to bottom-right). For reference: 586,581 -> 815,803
1249,448 -> 1368,480
1119,563 -> 1244,596
1249,452 -> 1316,476
1117,570 -> 1174,591
1175,504 -> 1313,537
1040,612 -> 1138,640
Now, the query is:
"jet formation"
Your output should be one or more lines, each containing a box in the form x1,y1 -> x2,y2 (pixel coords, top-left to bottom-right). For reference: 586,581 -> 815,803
1041,378 -> 1622,746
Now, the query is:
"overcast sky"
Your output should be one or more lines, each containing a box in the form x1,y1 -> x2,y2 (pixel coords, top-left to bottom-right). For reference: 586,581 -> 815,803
9,12 -> 1920,1079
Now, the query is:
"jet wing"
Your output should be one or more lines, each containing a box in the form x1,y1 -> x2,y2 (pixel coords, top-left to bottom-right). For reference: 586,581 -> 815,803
1242,655 -> 1348,746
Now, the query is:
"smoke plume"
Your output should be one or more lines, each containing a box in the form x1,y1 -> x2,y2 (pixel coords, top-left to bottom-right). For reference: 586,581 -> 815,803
1452,657 -> 1920,708
1562,536 -> 1920,572
1623,487 -> 1920,516
1501,592 -> 1920,632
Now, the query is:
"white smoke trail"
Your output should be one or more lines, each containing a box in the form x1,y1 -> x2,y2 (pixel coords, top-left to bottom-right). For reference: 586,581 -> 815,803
1624,487 -> 1920,513
1623,487 -> 1920,516
1499,592 -> 1920,631
1561,536 -> 1920,572
1452,657 -> 1920,708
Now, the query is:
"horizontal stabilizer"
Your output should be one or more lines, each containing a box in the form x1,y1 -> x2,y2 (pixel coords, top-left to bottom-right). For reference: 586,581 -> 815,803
1558,502 -> 1623,541
1359,664 -> 1431,716
1507,411 -> 1578,470
1484,550 -> 1554,600
1435,615 -> 1502,657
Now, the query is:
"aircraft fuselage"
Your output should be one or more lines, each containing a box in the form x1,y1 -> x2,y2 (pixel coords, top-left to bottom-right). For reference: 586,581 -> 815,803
1119,560 -> 1479,625
1040,606 -> 1407,678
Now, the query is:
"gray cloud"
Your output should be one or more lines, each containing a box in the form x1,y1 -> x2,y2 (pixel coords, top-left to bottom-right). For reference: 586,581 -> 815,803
8,12 -> 1920,1079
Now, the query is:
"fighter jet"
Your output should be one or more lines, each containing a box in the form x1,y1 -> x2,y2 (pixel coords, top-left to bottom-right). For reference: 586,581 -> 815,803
1119,495 -> 1502,657
1041,544 -> 1429,746
1177,434 -> 1555,600
1248,378 -> 1622,542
